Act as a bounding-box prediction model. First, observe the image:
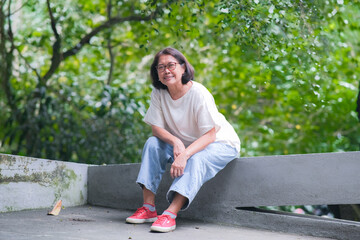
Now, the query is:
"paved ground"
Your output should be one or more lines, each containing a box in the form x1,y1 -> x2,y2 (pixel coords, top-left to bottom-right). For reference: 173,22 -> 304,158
0,205 -> 334,240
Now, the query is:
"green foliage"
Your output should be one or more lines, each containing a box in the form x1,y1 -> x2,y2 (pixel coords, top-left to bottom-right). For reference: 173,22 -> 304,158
199,0 -> 360,156
0,0 -> 359,164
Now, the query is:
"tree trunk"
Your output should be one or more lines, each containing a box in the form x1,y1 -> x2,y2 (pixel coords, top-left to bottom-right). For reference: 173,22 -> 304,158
356,81 -> 360,122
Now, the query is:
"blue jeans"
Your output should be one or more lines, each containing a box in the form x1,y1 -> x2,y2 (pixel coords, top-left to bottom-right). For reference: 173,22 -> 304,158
136,136 -> 238,210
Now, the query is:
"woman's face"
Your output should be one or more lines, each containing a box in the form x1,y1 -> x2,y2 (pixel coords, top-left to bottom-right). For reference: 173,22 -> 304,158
157,55 -> 185,88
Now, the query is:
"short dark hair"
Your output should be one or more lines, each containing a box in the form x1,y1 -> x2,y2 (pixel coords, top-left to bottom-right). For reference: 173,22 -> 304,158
150,47 -> 195,89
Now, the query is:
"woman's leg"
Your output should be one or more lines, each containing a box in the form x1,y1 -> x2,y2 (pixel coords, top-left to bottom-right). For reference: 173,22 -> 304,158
127,137 -> 174,224
150,193 -> 185,233
166,142 -> 238,211
136,136 -> 173,195
166,193 -> 187,215
150,142 -> 238,232
143,187 -> 156,206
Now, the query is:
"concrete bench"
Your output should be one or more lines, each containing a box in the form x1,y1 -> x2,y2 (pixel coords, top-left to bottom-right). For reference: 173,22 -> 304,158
87,151 -> 360,240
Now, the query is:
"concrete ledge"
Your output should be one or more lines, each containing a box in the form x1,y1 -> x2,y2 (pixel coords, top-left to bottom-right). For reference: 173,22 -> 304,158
0,154 -> 88,212
88,151 -> 360,239
88,163 -> 143,209
88,151 -> 360,209
88,163 -> 176,211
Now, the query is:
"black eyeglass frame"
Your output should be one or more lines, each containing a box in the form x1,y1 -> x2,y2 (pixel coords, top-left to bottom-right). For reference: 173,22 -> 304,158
156,62 -> 179,72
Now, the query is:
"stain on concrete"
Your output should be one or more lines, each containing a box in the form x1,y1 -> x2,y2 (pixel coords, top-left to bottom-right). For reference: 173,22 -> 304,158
0,164 -> 77,188
80,190 -> 85,203
5,206 -> 15,212
69,218 -> 95,222
0,154 -> 17,166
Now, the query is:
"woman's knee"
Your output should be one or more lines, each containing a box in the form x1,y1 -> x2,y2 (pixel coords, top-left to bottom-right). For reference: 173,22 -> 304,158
142,136 -> 172,165
185,155 -> 204,171
144,136 -> 162,149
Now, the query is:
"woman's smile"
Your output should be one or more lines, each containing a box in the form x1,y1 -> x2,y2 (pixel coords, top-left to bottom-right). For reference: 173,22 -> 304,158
163,74 -> 174,81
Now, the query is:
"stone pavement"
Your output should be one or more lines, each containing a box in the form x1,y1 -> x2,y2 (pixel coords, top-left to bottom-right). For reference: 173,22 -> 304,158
0,205 -> 334,240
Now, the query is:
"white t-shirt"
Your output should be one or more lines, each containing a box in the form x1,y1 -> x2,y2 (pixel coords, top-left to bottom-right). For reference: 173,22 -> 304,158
144,81 -> 241,153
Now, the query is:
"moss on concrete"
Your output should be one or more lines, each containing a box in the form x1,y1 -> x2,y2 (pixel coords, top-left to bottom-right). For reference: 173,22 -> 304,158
0,154 -> 17,166
0,165 -> 78,188
5,206 -> 15,212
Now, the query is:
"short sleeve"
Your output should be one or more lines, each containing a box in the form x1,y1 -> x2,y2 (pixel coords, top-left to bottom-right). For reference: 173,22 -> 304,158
196,93 -> 221,136
143,89 -> 166,128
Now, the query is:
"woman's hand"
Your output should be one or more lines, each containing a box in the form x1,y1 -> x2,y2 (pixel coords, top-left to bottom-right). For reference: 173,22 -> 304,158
151,125 -> 216,179
173,138 -> 186,159
170,127 -> 216,178
172,139 -> 187,178
171,151 -> 189,179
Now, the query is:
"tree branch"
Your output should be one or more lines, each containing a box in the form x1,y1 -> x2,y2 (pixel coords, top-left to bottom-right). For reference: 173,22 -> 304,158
106,0 -> 114,85
46,0 -> 59,38
15,46 -> 42,81
0,2 -> 7,82
7,0 -> 30,17
63,14 -> 155,59
0,0 -> 17,112
42,1 -> 166,84
42,0 -> 62,84
356,80 -> 360,122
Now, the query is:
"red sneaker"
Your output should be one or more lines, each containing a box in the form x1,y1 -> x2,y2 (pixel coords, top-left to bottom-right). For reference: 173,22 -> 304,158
150,214 -> 176,232
126,206 -> 157,224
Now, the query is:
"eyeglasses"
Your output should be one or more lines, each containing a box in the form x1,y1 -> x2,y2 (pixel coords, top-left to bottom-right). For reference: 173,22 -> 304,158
156,62 -> 178,72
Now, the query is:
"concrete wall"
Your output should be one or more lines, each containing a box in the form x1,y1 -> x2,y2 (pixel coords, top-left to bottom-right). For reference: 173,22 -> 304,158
0,154 -> 88,212
88,151 -> 360,240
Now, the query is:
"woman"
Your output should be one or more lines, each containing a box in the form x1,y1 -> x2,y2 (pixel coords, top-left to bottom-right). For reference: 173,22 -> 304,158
126,47 -> 240,232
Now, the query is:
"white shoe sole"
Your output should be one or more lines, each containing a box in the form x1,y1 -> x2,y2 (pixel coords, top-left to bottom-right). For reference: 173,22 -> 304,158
150,224 -> 176,232
126,217 -> 157,224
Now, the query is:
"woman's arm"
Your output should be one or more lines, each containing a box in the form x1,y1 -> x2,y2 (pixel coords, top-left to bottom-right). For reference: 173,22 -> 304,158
183,127 -> 216,156
170,127 -> 216,179
151,125 -> 216,178
151,125 -> 186,158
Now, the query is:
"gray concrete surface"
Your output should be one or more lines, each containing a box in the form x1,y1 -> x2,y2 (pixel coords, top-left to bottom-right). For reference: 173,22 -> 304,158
2,152 -> 360,239
0,205 -> 334,240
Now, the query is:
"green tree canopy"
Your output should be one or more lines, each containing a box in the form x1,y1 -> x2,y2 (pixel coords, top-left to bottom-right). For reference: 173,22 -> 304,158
1,0 -> 359,164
